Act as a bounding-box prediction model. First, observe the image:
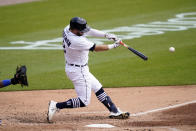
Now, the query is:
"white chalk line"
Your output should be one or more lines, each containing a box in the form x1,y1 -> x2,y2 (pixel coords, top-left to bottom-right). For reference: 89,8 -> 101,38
1,12 -> 196,50
139,126 -> 182,131
131,100 -> 196,117
63,100 -> 196,117
160,127 -> 181,131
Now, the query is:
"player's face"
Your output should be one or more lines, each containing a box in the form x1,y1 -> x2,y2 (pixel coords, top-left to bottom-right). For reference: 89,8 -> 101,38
76,30 -> 84,36
70,29 -> 84,36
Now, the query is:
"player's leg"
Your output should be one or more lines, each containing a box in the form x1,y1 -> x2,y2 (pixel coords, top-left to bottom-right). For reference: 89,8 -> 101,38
90,73 -> 130,119
56,67 -> 92,109
47,87 -> 88,122
54,80 -> 91,109
47,95 -> 86,122
47,66 -> 92,122
56,98 -> 85,109
89,73 -> 118,113
95,88 -> 118,112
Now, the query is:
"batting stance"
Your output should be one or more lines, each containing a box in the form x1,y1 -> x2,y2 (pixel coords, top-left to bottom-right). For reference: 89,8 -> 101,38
47,17 -> 130,122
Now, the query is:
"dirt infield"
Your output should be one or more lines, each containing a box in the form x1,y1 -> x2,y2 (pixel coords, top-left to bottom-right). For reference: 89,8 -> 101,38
0,85 -> 196,131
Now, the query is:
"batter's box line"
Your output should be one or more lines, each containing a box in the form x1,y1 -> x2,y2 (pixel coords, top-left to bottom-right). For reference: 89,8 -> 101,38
62,100 -> 196,117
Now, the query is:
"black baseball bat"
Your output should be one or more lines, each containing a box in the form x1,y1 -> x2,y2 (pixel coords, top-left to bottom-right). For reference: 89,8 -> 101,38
120,41 -> 148,61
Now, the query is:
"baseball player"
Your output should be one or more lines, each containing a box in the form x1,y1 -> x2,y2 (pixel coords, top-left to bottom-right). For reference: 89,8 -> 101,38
0,65 -> 28,88
47,17 -> 130,122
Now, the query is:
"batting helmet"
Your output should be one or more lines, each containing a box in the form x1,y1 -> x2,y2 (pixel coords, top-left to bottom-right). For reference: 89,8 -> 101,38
70,17 -> 90,33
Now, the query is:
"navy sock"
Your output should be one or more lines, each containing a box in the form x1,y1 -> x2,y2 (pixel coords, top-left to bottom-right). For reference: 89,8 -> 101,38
96,88 -> 118,113
56,98 -> 85,109
2,80 -> 11,87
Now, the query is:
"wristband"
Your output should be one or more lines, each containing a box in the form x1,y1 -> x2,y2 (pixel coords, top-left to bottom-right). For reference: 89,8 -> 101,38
108,44 -> 115,49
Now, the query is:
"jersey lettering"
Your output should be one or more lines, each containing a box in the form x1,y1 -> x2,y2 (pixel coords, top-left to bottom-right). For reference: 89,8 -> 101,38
63,44 -> 66,53
63,31 -> 71,47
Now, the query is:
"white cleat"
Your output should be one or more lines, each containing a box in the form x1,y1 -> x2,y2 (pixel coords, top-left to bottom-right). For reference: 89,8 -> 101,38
47,100 -> 58,123
109,108 -> 130,119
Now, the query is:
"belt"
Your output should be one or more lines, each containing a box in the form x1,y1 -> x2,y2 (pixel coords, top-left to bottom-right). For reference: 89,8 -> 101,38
67,63 -> 88,67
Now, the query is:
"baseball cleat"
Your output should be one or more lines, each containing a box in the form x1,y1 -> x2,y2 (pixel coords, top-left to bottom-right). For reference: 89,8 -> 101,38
47,100 -> 58,123
109,108 -> 130,119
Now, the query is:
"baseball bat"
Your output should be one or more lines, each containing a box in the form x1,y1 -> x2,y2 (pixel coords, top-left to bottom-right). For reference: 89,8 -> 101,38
119,41 -> 148,61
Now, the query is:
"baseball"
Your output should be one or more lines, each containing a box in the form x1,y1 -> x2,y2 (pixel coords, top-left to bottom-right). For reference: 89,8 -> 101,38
169,47 -> 175,52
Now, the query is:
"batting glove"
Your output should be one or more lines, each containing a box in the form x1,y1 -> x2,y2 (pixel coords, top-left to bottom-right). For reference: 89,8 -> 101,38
105,33 -> 118,41
108,39 -> 121,49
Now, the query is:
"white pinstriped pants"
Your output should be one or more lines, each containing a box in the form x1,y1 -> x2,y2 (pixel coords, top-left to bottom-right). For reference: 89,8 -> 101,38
65,65 -> 102,106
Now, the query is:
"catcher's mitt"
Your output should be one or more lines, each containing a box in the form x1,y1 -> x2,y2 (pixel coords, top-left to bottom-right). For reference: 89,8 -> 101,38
12,65 -> 28,87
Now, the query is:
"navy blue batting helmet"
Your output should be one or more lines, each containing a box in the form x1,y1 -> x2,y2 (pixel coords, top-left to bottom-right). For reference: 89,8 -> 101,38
70,17 -> 90,33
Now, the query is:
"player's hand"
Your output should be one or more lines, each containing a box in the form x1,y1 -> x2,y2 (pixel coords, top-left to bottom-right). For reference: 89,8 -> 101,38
105,33 -> 118,41
15,65 -> 28,87
113,39 -> 121,48
108,39 -> 121,49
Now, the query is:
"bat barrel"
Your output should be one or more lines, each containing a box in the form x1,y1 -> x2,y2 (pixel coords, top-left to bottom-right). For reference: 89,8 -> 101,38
128,47 -> 148,61
120,41 -> 148,61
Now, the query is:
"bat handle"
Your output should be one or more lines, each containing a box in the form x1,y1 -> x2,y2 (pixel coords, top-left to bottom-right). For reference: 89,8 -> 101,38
119,41 -> 128,48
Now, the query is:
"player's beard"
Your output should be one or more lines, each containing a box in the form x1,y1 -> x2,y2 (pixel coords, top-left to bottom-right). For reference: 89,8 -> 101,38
76,31 -> 84,36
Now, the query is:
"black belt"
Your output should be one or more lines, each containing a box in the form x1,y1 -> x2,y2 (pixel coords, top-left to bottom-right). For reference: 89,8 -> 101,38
67,63 -> 88,67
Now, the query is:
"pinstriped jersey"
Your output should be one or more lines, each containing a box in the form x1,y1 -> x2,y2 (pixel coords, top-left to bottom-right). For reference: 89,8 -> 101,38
63,25 -> 94,65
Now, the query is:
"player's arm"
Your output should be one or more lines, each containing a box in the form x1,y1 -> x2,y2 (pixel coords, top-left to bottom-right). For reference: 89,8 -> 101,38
73,37 -> 120,52
86,28 -> 118,41
91,40 -> 121,52
0,81 -> 3,88
0,66 -> 28,89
